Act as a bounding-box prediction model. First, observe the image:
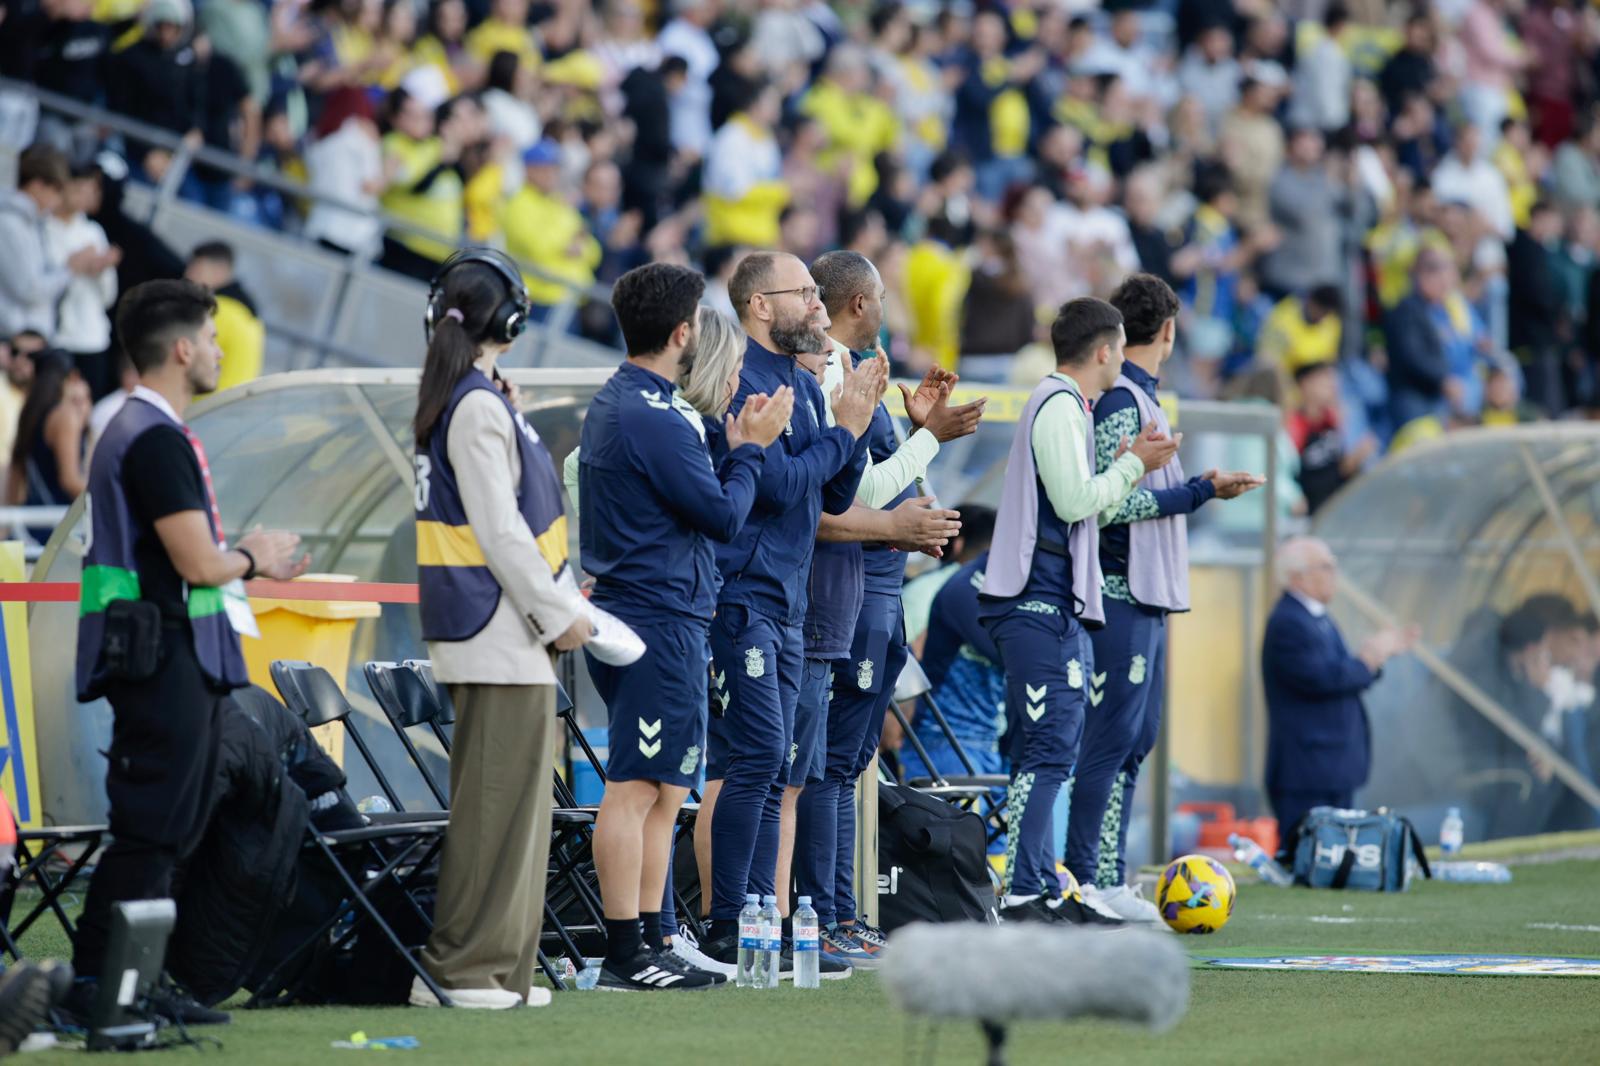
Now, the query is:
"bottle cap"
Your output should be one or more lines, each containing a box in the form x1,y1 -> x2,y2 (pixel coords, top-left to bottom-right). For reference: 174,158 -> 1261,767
761,895 -> 777,904
797,896 -> 811,905
746,893 -> 759,903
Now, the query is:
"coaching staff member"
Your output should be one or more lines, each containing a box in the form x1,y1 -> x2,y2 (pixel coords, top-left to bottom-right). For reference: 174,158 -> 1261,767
1264,536 -> 1416,844
71,279 -> 308,1024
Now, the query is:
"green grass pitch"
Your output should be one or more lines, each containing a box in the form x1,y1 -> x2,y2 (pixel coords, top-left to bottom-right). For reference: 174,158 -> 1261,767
15,835 -> 1599,1065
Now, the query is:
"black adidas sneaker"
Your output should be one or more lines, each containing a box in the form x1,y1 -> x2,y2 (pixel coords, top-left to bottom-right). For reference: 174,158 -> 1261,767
596,949 -> 718,991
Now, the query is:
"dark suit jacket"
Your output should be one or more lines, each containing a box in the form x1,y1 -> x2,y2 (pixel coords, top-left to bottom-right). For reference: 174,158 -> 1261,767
1262,592 -> 1376,794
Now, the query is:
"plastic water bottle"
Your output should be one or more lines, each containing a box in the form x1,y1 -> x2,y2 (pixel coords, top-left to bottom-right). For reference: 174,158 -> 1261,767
1229,833 -> 1293,887
356,795 -> 393,816
758,895 -> 782,989
1432,861 -> 1512,884
575,959 -> 601,990
1440,807 -> 1464,856
793,896 -> 820,989
736,895 -> 763,988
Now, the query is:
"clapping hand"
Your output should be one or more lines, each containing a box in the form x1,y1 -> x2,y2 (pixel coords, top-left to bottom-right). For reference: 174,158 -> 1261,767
1201,469 -> 1267,499
726,387 -> 795,450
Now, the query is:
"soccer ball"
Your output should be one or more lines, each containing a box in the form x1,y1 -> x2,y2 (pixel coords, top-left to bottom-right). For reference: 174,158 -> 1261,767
1156,854 -> 1236,934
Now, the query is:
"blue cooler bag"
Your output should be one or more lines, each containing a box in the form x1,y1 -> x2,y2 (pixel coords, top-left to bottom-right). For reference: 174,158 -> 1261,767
1291,807 -> 1431,891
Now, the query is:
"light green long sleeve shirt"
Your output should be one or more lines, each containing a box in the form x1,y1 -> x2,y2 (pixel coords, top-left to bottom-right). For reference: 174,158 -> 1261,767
819,341 -> 940,507
1030,372 -> 1144,525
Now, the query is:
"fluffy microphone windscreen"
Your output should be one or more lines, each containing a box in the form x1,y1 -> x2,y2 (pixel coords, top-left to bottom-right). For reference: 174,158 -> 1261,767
880,923 -> 1189,1032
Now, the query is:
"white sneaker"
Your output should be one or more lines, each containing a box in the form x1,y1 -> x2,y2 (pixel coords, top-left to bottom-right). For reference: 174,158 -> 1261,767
670,924 -> 737,979
524,987 -> 552,1007
1084,883 -> 1163,924
408,977 -> 522,1009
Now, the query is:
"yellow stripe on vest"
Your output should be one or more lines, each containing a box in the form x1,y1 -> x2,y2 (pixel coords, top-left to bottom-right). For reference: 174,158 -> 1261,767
534,514 -> 569,575
416,521 -> 487,567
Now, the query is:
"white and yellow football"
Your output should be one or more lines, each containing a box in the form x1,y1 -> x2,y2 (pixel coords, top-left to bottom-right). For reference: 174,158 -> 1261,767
1156,854 -> 1236,934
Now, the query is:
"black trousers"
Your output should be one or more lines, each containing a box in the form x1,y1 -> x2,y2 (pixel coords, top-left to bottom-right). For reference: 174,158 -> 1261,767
72,636 -> 226,979
1270,787 -> 1352,861
379,237 -> 445,283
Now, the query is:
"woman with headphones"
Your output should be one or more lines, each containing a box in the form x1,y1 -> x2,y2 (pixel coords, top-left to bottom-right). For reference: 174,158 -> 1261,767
411,248 -> 592,1009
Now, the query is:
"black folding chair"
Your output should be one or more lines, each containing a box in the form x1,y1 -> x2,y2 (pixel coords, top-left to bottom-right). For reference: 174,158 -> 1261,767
253,661 -> 451,1007
361,661 -> 604,985
2,826 -> 105,959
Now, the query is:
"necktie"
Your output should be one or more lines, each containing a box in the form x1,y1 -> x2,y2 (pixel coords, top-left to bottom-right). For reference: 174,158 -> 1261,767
181,424 -> 227,549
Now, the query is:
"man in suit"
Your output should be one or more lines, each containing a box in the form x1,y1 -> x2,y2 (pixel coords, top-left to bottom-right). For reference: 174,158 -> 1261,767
1263,537 -> 1416,845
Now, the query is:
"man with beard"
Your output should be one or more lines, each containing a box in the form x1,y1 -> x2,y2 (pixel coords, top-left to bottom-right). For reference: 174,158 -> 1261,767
698,252 -> 883,969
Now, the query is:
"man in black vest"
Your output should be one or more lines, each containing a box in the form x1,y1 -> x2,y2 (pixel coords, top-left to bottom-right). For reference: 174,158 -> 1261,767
69,280 -> 308,1024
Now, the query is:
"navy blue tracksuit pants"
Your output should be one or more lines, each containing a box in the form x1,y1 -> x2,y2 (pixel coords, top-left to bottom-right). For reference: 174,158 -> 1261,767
795,593 -> 906,926
1066,597 -> 1166,888
707,605 -> 803,921
988,605 -> 1093,899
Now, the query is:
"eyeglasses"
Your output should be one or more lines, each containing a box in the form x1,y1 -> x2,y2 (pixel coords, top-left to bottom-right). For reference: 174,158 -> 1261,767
757,286 -> 820,304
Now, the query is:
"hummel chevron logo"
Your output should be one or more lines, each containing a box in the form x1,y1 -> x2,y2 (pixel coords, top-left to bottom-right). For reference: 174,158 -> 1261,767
1025,683 -> 1047,703
1092,672 -> 1106,689
639,737 -> 662,758
714,671 -> 726,690
640,389 -> 672,411
639,718 -> 662,739
1026,701 -> 1046,721
1088,689 -> 1104,707
715,690 -> 731,711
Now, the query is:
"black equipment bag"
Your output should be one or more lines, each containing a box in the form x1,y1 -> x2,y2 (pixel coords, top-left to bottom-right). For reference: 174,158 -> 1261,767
876,783 -> 997,932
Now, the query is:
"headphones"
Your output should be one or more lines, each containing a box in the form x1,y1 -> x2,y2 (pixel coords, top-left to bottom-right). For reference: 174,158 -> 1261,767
424,247 -> 533,346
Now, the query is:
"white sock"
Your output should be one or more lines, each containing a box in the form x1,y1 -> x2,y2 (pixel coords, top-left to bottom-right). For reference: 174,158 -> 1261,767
1003,893 -> 1040,908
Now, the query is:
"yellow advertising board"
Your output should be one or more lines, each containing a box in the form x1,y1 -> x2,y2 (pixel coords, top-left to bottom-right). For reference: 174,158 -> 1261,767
0,542 -> 41,828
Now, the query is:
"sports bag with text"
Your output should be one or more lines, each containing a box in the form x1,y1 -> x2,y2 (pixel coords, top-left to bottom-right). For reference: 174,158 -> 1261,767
876,783 -> 998,930
1290,806 -> 1431,892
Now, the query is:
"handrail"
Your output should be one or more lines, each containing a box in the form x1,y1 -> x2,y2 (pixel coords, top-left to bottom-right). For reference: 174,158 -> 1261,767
4,76 -> 613,303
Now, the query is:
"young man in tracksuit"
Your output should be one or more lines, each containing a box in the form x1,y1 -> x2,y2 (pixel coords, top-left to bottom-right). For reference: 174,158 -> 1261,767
791,250 -> 979,966
580,263 -> 794,989
1065,274 -> 1263,922
698,251 -> 882,966
978,297 -> 1179,924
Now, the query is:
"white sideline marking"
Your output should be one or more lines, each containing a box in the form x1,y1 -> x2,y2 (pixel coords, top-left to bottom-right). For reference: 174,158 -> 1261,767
1527,922 -> 1600,933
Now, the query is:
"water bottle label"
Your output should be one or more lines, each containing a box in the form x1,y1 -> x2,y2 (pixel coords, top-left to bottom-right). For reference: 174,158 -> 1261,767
739,922 -> 761,949
794,922 -> 819,948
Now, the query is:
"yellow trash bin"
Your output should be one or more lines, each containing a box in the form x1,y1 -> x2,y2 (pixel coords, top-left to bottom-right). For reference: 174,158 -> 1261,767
241,574 -> 382,766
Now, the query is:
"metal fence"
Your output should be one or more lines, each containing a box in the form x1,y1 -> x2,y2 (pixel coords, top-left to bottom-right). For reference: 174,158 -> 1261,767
0,78 -> 619,373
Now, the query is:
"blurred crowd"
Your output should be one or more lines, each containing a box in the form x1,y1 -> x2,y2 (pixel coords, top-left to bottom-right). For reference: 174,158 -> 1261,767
5,0 -> 1600,515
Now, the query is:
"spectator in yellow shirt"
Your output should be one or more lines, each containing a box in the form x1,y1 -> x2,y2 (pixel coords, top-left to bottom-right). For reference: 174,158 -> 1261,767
799,45 -> 899,208
703,83 -> 789,248
184,241 -> 264,391
411,0 -> 472,95
1257,285 -> 1343,376
503,140 -> 600,317
379,88 -> 467,280
466,0 -> 539,75
905,214 -> 972,372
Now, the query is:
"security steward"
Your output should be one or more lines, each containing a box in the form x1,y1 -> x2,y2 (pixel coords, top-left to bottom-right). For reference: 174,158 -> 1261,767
71,280 -> 308,1024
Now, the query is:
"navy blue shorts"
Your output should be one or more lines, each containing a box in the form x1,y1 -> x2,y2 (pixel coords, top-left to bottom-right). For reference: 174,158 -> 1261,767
986,606 -> 1093,777
587,619 -> 709,789
793,658 -> 833,785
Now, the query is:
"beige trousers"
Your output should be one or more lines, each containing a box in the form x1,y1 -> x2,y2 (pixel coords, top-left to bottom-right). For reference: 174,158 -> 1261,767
421,683 -> 558,994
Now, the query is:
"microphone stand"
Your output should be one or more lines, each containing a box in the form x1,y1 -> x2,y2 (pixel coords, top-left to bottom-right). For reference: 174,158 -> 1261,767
980,1020 -> 1008,1066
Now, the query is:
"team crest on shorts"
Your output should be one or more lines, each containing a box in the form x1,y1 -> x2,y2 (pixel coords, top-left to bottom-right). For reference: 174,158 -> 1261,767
745,647 -> 765,677
680,745 -> 701,775
1129,655 -> 1147,685
858,659 -> 874,689
1067,659 -> 1084,689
